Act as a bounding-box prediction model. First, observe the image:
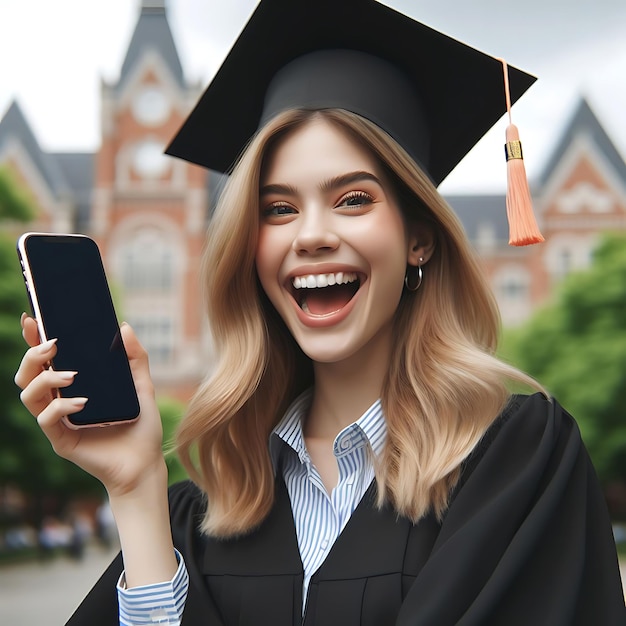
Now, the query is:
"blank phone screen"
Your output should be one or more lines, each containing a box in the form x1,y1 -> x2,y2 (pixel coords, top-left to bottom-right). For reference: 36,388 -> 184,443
22,235 -> 140,426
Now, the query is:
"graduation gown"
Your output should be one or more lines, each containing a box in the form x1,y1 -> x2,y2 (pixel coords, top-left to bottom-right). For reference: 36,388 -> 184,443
67,394 -> 626,625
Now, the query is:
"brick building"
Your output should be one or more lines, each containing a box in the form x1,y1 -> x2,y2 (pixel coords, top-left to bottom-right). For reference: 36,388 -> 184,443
451,99 -> 626,325
1,1 -> 625,398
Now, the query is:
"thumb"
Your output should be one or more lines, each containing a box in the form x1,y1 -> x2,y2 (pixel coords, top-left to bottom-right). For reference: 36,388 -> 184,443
120,322 -> 144,359
120,323 -> 154,397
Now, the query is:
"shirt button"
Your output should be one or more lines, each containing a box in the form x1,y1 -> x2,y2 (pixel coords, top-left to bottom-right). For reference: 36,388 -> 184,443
321,539 -> 329,549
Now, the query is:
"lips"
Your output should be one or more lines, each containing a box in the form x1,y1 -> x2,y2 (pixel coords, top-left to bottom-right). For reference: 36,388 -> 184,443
290,271 -> 362,317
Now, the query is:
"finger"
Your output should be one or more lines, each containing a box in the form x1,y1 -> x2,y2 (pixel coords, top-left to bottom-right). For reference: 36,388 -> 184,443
120,323 -> 154,398
19,369 -> 78,417
14,338 -> 58,390
21,314 -> 41,347
36,396 -> 88,456
120,322 -> 147,363
37,396 -> 88,430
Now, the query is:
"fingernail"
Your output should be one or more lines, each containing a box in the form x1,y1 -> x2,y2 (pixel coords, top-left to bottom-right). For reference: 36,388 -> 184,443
70,397 -> 88,407
39,338 -> 58,352
20,312 -> 27,324
58,371 -> 77,381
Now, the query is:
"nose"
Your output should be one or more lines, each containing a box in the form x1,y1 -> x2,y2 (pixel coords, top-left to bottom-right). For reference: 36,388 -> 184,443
292,210 -> 340,255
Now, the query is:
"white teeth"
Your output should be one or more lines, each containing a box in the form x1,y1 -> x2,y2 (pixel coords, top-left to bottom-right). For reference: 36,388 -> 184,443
292,272 -> 358,289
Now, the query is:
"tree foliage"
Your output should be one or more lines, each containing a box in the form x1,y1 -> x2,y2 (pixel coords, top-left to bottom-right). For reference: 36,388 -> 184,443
503,234 -> 626,488
0,166 -> 37,223
0,167 -> 102,502
0,168 -> 191,527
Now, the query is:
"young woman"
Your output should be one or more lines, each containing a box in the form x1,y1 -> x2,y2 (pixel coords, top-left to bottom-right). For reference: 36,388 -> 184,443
14,1 -> 625,624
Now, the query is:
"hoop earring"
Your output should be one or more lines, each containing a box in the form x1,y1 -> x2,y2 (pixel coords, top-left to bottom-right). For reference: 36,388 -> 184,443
404,258 -> 423,292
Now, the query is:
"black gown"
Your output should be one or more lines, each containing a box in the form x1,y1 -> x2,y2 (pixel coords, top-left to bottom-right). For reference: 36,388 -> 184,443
67,394 -> 626,625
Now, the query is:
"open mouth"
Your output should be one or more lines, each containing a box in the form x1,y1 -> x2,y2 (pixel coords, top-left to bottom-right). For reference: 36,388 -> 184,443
291,271 -> 362,316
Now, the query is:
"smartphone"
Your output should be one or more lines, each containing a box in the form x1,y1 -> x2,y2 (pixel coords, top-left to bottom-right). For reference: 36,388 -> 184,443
17,233 -> 140,428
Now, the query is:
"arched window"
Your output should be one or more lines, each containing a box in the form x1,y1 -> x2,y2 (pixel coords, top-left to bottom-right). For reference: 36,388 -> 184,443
121,228 -> 173,292
112,225 -> 184,369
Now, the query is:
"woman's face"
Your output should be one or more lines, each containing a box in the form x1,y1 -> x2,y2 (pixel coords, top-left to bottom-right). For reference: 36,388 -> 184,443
255,118 -> 424,366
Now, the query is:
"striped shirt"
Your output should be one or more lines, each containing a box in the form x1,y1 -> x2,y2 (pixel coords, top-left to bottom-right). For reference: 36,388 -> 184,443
116,389 -> 386,624
270,388 -> 387,609
117,550 -> 188,625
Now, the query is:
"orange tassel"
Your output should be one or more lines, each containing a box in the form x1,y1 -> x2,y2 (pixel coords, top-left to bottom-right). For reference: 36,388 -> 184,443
500,59 -> 544,246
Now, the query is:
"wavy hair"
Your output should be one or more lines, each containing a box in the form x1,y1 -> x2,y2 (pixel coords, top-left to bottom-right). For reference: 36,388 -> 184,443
175,108 -> 543,537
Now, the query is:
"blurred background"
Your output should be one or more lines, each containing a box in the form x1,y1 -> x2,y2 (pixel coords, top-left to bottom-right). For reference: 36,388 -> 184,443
0,0 -> 625,622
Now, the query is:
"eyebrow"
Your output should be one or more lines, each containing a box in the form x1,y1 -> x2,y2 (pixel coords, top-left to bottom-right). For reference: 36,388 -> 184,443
260,170 -> 382,197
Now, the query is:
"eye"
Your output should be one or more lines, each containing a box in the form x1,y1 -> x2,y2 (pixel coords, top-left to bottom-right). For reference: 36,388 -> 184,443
337,190 -> 374,209
263,202 -> 297,217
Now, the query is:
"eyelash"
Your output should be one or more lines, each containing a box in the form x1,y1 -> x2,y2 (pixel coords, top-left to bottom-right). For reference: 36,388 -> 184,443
337,190 -> 374,208
262,190 -> 374,217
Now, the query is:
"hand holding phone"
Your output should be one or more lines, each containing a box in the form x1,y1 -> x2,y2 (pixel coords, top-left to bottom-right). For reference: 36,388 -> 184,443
17,233 -> 140,428
16,313 -> 169,502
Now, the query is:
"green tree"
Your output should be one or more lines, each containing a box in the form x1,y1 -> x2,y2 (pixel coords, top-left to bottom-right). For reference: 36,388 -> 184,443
0,168 -> 101,530
0,166 -> 36,222
0,166 -> 45,492
0,168 -> 190,531
503,234 -> 626,497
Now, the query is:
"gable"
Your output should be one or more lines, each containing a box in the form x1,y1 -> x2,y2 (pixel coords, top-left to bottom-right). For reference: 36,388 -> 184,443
0,101 -> 69,199
540,132 -> 626,221
539,98 -> 626,191
116,3 -> 185,95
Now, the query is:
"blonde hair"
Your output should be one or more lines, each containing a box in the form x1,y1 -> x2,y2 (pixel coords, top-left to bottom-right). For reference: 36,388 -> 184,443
176,108 -> 543,537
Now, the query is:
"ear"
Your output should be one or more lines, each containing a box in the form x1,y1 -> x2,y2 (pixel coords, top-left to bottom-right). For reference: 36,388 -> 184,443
407,223 -> 435,267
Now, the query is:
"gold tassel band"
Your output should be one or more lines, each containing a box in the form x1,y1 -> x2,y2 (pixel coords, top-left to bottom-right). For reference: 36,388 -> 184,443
505,140 -> 523,161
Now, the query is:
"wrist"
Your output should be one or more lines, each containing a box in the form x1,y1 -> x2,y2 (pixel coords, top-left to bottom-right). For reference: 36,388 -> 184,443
107,460 -> 177,588
106,456 -> 169,502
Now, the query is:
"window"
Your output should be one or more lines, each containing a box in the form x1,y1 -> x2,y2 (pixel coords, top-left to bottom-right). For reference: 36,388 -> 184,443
558,249 -> 573,278
499,276 -> 528,300
493,264 -> 531,326
129,316 -> 173,365
545,234 -> 595,282
113,226 -> 184,369
121,229 -> 173,292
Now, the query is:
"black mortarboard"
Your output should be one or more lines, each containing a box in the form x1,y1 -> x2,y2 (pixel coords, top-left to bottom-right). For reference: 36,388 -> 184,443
166,0 -> 536,188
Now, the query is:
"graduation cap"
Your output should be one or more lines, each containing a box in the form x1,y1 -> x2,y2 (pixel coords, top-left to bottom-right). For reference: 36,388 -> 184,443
166,0 -> 543,245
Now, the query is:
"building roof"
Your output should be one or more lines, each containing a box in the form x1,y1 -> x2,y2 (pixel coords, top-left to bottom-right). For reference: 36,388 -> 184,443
445,193 -> 509,243
117,0 -> 185,92
0,100 -> 70,198
0,99 -> 508,240
539,98 -> 626,186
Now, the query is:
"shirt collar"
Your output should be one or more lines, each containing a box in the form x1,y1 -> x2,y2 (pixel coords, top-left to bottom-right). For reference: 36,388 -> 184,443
269,388 -> 313,468
269,388 -> 387,471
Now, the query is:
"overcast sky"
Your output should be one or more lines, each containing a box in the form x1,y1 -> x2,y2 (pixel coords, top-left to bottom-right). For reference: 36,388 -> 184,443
1,0 -> 625,193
